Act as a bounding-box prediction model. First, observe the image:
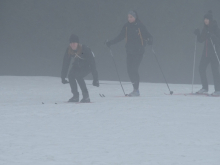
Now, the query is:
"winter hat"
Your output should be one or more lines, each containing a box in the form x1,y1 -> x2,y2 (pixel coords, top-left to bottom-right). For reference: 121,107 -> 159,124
128,10 -> 137,19
204,10 -> 213,21
69,34 -> 79,43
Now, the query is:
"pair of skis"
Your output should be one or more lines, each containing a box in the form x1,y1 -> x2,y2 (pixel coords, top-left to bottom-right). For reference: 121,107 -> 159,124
164,93 -> 220,97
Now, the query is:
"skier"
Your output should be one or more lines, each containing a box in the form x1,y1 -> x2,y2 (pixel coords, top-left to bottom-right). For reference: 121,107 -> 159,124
194,11 -> 220,96
105,10 -> 153,97
61,34 -> 99,103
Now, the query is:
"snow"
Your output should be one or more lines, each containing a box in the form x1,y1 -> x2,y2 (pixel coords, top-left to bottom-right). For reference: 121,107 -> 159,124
0,76 -> 220,165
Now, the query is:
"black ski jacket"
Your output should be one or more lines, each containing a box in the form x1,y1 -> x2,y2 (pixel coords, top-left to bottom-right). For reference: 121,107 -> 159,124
197,20 -> 220,57
61,44 -> 98,80
109,19 -> 153,52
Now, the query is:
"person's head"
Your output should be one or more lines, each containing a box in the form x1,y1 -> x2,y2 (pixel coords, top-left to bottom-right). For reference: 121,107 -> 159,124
204,10 -> 213,26
128,10 -> 137,23
69,34 -> 79,50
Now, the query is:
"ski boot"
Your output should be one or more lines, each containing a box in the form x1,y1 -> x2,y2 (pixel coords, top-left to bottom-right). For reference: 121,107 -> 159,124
211,91 -> 220,97
196,88 -> 208,95
80,92 -> 90,103
68,92 -> 79,102
128,89 -> 140,97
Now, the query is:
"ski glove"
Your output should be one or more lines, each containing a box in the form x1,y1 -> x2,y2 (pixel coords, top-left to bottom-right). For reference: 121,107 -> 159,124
194,28 -> 200,36
93,80 -> 99,87
62,78 -> 69,84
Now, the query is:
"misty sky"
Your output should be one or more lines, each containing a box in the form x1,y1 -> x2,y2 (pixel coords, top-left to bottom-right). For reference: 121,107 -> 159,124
0,0 -> 220,84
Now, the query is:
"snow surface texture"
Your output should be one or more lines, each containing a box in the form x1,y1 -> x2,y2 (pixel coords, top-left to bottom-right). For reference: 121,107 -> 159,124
0,76 -> 220,165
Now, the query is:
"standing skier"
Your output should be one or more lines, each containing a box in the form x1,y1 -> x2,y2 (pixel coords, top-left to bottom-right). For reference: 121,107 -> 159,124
194,11 -> 220,96
61,34 -> 99,103
105,10 -> 153,97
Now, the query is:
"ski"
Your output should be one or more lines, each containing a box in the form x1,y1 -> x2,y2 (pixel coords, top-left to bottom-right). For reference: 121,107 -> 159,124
42,102 -> 94,105
164,93 -> 190,96
165,93 -> 220,97
65,102 -> 94,104
184,93 -> 210,96
206,94 -> 220,97
114,96 -> 129,97
99,94 -> 105,97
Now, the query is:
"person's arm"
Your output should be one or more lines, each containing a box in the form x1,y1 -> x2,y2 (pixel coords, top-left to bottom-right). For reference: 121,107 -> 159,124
210,21 -> 220,44
84,47 -> 99,87
107,24 -> 127,46
61,47 -> 71,81
141,24 -> 153,45
197,27 -> 207,43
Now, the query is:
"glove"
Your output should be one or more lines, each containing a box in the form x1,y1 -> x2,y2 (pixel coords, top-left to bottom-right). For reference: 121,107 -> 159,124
62,78 -> 69,84
194,28 -> 200,36
93,79 -> 99,87
147,37 -> 153,45
207,31 -> 211,38
105,40 -> 111,48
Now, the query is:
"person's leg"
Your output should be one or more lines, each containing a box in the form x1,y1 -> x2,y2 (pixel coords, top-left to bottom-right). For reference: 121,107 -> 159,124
126,54 -> 135,88
75,69 -> 91,102
68,67 -> 78,95
126,52 -> 144,89
126,49 -> 144,97
68,67 -> 79,102
131,54 -> 143,90
199,55 -> 210,91
210,55 -> 220,92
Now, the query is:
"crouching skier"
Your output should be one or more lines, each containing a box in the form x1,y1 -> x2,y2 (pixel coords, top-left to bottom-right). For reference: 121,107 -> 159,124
61,34 -> 99,103
194,11 -> 220,96
105,10 -> 153,97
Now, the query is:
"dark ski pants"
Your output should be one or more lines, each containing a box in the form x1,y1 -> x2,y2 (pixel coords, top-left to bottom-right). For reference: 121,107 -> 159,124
199,53 -> 220,91
68,67 -> 90,96
126,50 -> 144,90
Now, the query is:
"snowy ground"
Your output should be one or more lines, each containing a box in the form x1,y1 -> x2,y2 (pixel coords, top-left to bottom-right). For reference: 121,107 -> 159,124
0,76 -> 220,165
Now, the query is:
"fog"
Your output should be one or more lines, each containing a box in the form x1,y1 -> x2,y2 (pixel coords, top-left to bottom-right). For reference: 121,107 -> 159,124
0,0 -> 220,84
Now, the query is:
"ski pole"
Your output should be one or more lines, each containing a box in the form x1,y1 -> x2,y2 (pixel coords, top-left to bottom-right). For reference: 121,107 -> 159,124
192,36 -> 197,93
109,48 -> 127,96
151,46 -> 173,95
210,37 -> 220,65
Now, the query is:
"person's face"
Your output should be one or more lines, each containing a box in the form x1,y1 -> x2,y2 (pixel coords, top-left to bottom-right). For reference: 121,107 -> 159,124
204,18 -> 210,25
70,42 -> 78,50
128,14 -> 136,23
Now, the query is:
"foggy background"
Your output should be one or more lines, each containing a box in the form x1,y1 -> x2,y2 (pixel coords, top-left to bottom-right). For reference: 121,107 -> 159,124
0,0 -> 220,84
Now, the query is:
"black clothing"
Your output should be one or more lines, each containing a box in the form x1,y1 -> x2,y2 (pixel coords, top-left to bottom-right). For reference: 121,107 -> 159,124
197,21 -> 220,45
61,44 -> 98,80
197,20 -> 220,91
108,19 -> 152,90
109,19 -> 153,52
199,54 -> 220,91
69,34 -> 79,43
126,49 -> 144,90
61,44 -> 98,95
204,11 -> 213,21
194,28 -> 200,36
68,67 -> 90,95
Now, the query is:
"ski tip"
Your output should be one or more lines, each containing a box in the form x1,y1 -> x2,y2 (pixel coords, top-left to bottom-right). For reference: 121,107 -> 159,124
99,94 -> 106,97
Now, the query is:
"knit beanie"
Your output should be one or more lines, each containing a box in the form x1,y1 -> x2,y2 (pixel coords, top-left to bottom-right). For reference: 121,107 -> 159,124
204,10 -> 213,21
128,10 -> 137,19
69,34 -> 79,43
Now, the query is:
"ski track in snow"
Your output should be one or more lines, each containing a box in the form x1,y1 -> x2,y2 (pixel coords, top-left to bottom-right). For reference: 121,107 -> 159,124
0,76 -> 220,165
